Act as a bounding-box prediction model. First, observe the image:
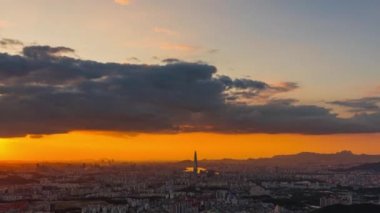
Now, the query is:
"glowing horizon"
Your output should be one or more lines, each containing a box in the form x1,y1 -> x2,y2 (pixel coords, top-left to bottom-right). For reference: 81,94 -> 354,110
1,131 -> 380,162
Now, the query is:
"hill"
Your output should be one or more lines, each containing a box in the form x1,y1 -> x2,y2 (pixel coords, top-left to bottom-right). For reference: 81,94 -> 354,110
340,161 -> 380,172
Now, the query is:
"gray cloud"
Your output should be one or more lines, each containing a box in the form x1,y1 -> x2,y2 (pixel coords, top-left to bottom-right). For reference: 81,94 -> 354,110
0,43 -> 379,137
0,38 -> 23,48
161,58 -> 183,64
329,97 -> 380,114
22,45 -> 75,60
126,57 -> 140,62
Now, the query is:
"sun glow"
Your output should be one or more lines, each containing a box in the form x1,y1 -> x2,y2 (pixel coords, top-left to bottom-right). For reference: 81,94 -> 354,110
0,139 -> 10,160
1,131 -> 380,162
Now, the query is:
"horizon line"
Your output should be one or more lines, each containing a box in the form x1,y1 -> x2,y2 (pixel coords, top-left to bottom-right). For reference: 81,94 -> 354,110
0,150 -> 374,164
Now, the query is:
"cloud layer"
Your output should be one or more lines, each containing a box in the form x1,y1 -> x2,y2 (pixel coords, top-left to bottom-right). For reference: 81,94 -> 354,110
0,42 -> 380,137
329,97 -> 380,114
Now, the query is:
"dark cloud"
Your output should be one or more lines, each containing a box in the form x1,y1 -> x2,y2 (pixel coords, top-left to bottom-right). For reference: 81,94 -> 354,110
0,38 -> 23,48
0,43 -> 379,137
329,97 -> 380,113
126,57 -> 140,62
161,58 -> 183,64
219,77 -> 298,103
22,45 -> 75,60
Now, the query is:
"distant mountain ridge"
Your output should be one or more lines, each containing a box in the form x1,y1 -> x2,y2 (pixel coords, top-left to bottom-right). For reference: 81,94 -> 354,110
198,151 -> 380,168
340,161 -> 380,172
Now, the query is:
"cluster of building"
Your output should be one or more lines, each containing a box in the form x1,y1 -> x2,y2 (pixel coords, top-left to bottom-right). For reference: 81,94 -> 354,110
0,152 -> 380,212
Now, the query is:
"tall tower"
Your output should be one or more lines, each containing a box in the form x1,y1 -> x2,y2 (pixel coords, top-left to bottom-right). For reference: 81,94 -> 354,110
193,151 -> 198,177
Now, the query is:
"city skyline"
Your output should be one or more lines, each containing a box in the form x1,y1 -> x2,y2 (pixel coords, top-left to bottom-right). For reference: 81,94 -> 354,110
2,1 -> 380,212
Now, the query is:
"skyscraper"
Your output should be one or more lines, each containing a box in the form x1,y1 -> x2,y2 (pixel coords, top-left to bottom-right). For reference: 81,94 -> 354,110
193,151 -> 198,177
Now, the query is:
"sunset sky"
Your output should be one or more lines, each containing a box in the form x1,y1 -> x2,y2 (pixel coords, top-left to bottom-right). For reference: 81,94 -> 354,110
0,0 -> 380,161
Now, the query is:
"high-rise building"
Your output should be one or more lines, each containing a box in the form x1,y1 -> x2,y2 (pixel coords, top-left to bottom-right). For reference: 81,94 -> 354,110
193,151 -> 198,177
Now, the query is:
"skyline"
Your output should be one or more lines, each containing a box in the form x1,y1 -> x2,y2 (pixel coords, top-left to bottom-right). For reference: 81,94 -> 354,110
0,0 -> 380,161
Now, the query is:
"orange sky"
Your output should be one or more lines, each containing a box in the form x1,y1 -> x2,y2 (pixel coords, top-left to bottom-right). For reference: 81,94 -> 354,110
0,1 -> 380,163
1,132 -> 380,162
